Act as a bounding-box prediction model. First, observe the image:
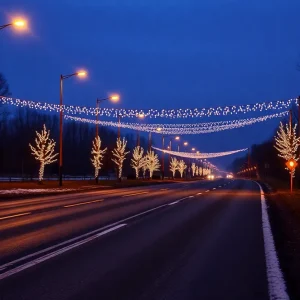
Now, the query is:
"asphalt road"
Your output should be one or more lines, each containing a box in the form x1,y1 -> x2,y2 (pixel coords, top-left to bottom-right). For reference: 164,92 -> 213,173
0,179 -> 269,300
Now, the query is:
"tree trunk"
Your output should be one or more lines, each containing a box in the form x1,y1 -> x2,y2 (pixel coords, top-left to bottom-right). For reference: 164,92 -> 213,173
39,162 -> 45,182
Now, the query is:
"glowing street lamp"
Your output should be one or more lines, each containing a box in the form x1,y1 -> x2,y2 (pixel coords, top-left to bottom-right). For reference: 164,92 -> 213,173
96,93 -> 120,137
59,70 -> 87,186
286,158 -> 298,193
0,18 -> 28,31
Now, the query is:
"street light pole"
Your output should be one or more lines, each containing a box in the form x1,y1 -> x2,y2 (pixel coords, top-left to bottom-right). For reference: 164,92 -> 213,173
162,135 -> 165,179
148,132 -> 152,151
59,75 -> 63,186
118,115 -> 121,138
96,99 -> 100,138
59,71 -> 87,186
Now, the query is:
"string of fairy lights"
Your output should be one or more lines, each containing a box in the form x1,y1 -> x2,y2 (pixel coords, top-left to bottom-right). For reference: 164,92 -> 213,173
151,146 -> 248,159
0,96 -> 297,119
63,111 -> 288,135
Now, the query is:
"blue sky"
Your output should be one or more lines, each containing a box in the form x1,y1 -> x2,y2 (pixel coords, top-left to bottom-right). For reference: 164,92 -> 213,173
1,0 -> 300,169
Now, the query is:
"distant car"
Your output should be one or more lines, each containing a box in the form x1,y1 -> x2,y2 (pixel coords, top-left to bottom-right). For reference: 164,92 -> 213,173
226,174 -> 233,179
207,174 -> 215,180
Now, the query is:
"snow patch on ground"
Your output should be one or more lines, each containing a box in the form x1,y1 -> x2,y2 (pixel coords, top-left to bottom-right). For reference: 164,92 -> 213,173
0,188 -> 75,195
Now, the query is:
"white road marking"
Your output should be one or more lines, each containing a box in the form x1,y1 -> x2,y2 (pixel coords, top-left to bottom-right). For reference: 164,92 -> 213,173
189,196 -> 194,198
160,188 -> 169,191
212,188 -> 216,190
197,192 -> 202,195
0,212 -> 31,221
255,182 -> 289,300
63,199 -> 104,208
205,190 -> 210,192
0,224 -> 127,281
168,201 -> 179,206
0,193 -> 197,279
218,186 -> 222,187
122,191 -> 149,197
177,196 -> 191,201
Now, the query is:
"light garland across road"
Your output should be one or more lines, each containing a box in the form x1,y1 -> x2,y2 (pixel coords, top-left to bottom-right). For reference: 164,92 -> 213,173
0,96 -> 297,119
64,111 -> 288,135
152,146 -> 248,159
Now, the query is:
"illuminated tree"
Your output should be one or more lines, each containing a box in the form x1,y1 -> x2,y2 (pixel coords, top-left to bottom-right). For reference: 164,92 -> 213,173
199,167 -> 203,176
170,157 -> 178,178
145,150 -> 160,179
29,124 -> 58,182
195,165 -> 199,176
131,146 -> 146,178
178,160 -> 187,178
274,122 -> 300,161
142,162 -> 147,178
91,136 -> 107,182
112,137 -> 130,180
191,163 -> 196,177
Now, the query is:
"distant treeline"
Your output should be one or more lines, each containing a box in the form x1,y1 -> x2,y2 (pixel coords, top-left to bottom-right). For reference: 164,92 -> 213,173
0,106 -> 148,178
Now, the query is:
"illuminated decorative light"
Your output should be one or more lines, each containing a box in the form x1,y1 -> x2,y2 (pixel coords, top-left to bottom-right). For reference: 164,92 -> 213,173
63,111 -> 289,135
195,165 -> 199,176
170,157 -> 179,178
191,163 -> 196,176
152,146 -> 247,159
178,160 -> 187,178
111,137 -> 130,179
29,124 -> 58,181
145,150 -> 160,179
131,146 -> 146,178
274,122 -> 300,175
1,96 -> 297,119
91,136 -> 107,179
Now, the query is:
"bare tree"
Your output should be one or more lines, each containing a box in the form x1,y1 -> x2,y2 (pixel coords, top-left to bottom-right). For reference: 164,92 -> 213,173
91,136 -> 107,183
178,160 -> 187,178
112,137 -> 130,180
131,146 -> 146,178
29,124 -> 58,182
169,157 -> 179,178
145,150 -> 160,179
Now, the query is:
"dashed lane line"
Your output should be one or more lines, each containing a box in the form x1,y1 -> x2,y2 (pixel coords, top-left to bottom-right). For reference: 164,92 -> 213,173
0,212 -> 31,221
122,192 -> 149,197
0,224 -> 127,281
63,199 -> 104,208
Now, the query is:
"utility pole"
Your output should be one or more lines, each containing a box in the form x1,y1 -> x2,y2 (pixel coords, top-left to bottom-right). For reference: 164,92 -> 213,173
248,147 -> 251,179
118,115 -> 121,138
148,132 -> 152,151
290,109 -> 293,193
162,135 -> 165,179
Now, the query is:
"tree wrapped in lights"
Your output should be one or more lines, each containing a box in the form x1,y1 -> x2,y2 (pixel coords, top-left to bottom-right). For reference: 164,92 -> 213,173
142,162 -> 147,179
195,165 -> 199,176
29,124 -> 58,182
131,146 -> 146,179
112,137 -> 130,180
274,122 -> 300,162
145,150 -> 160,179
178,160 -> 187,178
191,163 -> 196,177
170,157 -> 179,178
91,136 -> 107,182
